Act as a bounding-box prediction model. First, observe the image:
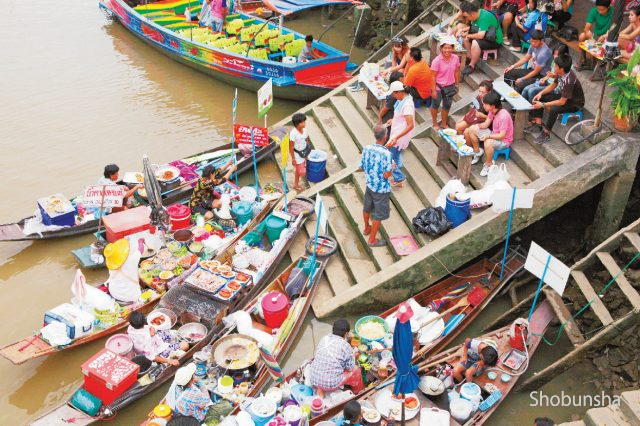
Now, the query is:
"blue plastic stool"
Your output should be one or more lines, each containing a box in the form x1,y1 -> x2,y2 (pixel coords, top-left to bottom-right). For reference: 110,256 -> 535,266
492,147 -> 511,161
560,110 -> 583,125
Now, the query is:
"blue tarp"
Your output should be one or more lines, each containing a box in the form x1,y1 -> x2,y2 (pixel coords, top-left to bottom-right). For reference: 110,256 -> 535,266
262,0 -> 360,15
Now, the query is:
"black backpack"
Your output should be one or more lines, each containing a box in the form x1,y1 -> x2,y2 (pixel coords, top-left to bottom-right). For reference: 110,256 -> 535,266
557,25 -> 578,41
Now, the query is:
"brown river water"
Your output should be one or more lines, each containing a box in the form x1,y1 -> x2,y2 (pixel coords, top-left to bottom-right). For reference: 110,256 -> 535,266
0,1 -> 603,424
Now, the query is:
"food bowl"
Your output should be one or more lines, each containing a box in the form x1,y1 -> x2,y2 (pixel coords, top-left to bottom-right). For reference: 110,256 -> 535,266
487,371 -> 497,380
147,308 -> 177,331
159,271 -> 174,280
501,373 -> 512,383
188,241 -> 204,254
173,229 -> 194,243
153,404 -> 172,418
355,316 -> 389,343
178,322 -> 208,343
155,165 -> 181,182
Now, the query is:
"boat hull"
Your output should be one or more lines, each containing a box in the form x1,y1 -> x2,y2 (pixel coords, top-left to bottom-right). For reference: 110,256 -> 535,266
99,0 -> 351,101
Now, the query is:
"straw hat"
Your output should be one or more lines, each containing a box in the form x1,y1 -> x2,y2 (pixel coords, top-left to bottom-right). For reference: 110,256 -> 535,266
175,363 -> 197,386
103,238 -> 130,270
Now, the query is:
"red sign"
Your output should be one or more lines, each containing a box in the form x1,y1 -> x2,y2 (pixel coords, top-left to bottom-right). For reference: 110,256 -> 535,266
234,124 -> 269,146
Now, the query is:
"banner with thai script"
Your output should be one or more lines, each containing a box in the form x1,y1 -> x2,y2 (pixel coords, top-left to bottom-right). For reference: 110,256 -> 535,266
83,185 -> 125,208
233,124 -> 269,146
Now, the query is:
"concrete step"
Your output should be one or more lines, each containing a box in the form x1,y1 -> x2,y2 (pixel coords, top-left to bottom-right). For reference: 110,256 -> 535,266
558,422 -> 586,426
329,96 -> 374,151
313,106 -> 362,167
410,137 -> 456,188
402,148 -> 442,207
321,192 -> 383,277
571,270 -> 614,326
585,404 -> 634,426
273,147 -> 303,190
418,22 -> 432,33
305,115 -> 345,176
331,183 -> 396,269
345,88 -> 379,126
620,390 -> 640,423
551,107 -> 596,155
463,67 -> 493,90
352,171 -> 428,247
524,129 -> 577,167
301,210 -> 357,291
596,252 -> 640,310
509,135 -> 556,181
476,48 -> 524,80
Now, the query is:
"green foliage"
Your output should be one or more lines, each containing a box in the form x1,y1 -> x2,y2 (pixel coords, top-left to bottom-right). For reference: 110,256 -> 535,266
607,50 -> 640,121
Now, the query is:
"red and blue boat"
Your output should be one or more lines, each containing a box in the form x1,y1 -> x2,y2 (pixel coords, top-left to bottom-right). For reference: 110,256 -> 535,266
99,0 -> 357,101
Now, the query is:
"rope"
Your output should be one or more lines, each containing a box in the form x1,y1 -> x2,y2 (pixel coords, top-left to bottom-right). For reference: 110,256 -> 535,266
534,251 -> 640,346
349,5 -> 366,58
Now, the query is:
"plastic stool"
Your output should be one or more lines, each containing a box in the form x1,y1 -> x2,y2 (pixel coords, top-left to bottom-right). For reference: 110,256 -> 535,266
560,110 -> 583,125
492,147 -> 511,161
482,49 -> 498,61
520,41 -> 530,53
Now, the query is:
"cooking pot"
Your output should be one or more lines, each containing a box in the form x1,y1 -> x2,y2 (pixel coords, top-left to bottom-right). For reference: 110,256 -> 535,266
419,375 -> 446,396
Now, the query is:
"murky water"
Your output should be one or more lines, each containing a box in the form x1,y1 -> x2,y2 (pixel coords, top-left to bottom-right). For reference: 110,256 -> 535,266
0,1 -> 602,424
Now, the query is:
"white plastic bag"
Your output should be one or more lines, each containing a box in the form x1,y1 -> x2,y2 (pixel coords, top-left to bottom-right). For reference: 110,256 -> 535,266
486,163 -> 509,186
468,188 -> 493,209
435,179 -> 466,208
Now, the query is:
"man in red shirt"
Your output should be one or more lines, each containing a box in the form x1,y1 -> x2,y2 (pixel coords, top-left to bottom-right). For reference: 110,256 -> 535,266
404,47 -> 436,108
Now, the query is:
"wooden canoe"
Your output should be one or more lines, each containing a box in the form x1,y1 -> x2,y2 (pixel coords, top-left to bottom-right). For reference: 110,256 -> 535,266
0,139 -> 278,242
30,201 -> 310,425
354,300 -> 555,426
1,197 -> 279,365
143,252 -> 331,424
283,246 -> 528,425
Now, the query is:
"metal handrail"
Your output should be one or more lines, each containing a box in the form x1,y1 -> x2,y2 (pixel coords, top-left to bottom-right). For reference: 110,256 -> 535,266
351,0 -> 448,74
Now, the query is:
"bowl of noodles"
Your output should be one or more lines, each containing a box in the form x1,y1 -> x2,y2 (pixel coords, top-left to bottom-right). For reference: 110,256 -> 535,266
355,316 -> 389,343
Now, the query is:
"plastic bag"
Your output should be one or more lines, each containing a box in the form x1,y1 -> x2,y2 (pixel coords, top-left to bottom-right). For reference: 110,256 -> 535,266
486,163 -> 509,187
435,179 -> 466,209
284,267 -> 308,300
412,207 -> 452,236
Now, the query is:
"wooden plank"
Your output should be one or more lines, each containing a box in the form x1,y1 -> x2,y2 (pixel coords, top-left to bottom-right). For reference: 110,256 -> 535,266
625,232 -> 640,252
571,270 -> 614,326
596,252 -> 640,310
542,287 -> 586,347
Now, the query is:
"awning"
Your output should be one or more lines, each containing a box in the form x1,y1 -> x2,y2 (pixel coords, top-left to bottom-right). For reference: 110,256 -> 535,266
262,0 -> 361,16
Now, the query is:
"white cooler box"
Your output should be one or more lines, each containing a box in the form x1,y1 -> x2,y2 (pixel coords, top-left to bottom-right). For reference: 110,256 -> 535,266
44,303 -> 94,340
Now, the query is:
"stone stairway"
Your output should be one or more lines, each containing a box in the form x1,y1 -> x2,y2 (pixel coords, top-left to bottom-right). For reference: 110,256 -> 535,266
558,390 -> 640,426
268,5 -> 639,318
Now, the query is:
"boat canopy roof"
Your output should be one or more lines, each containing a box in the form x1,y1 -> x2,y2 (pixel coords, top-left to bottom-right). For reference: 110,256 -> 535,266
261,0 -> 361,15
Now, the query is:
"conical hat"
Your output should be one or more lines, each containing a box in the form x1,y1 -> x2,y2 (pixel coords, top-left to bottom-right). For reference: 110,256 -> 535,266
103,238 -> 130,270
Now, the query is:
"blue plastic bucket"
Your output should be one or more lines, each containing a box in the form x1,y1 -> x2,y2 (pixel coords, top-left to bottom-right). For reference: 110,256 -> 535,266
249,397 -> 277,426
445,195 -> 471,228
231,201 -> 253,226
307,150 -> 327,183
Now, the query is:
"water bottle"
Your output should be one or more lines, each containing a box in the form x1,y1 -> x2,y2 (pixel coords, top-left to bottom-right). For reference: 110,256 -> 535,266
458,35 -> 463,49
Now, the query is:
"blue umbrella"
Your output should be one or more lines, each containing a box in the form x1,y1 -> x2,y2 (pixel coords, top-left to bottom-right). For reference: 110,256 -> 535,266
392,314 -> 419,425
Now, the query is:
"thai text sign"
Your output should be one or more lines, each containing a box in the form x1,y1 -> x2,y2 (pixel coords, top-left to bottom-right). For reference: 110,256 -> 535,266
83,185 -> 125,208
233,124 -> 269,146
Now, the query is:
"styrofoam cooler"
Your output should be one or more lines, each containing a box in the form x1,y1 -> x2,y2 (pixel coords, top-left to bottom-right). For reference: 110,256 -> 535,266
102,206 -> 152,242
37,193 -> 76,227
44,303 -> 94,340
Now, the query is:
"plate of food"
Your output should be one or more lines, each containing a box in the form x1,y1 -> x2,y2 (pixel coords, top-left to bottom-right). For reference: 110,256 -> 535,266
147,310 -> 176,330
123,172 -> 145,184
375,389 -> 420,420
227,280 -> 242,291
442,128 -> 457,137
159,270 -> 174,280
217,288 -> 234,300
220,270 -> 235,280
155,165 -> 181,182
199,260 -> 220,272
508,91 -> 520,98
459,145 -> 474,155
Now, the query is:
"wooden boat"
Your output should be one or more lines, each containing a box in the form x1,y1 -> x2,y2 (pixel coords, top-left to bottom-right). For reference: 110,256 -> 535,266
278,246 -> 528,425
30,200 -> 311,425
353,300 -> 555,426
143,251 -> 333,424
98,0 -> 356,102
0,196 -> 279,365
0,140 -> 277,242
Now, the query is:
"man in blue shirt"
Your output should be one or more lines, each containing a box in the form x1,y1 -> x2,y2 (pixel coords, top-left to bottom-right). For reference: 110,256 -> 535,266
359,124 -> 393,248
504,30 -> 553,93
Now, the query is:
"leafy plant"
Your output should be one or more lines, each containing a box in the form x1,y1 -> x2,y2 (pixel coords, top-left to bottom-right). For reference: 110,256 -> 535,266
607,49 -> 640,121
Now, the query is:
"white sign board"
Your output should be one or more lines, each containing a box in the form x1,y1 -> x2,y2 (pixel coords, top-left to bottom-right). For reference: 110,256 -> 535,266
257,78 -> 273,119
491,188 -> 535,212
83,185 -> 125,208
315,193 -> 329,235
524,241 -> 570,296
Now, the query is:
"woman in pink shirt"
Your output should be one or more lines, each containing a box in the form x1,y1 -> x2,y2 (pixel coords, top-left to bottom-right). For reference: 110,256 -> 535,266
430,38 -> 460,130
479,92 -> 513,177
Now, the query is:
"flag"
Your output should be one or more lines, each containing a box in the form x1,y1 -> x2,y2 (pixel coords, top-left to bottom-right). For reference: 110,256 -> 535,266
280,133 -> 290,168
259,345 -> 284,382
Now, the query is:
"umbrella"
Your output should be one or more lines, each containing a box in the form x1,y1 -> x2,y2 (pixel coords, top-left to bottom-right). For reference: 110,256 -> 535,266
392,303 -> 419,426
143,155 -> 170,233
259,345 -> 284,383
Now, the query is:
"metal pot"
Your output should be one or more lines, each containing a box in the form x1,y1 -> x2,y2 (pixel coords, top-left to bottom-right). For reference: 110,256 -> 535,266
419,375 -> 446,396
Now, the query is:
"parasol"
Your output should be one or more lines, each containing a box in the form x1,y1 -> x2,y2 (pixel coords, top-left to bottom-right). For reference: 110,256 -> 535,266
143,155 -> 170,233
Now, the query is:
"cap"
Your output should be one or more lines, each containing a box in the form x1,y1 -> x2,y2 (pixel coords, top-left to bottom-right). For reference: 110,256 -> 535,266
389,81 -> 405,93
396,301 -> 414,323
175,363 -> 197,386
439,35 -> 457,47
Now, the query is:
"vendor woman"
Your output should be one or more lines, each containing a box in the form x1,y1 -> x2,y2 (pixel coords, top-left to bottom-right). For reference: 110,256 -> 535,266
167,363 -> 217,423
189,159 -> 237,220
452,337 -> 499,383
309,319 -> 364,397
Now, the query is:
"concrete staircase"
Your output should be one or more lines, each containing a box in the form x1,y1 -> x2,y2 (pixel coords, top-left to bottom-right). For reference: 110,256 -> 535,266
558,390 -> 640,426
269,5 -> 640,318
